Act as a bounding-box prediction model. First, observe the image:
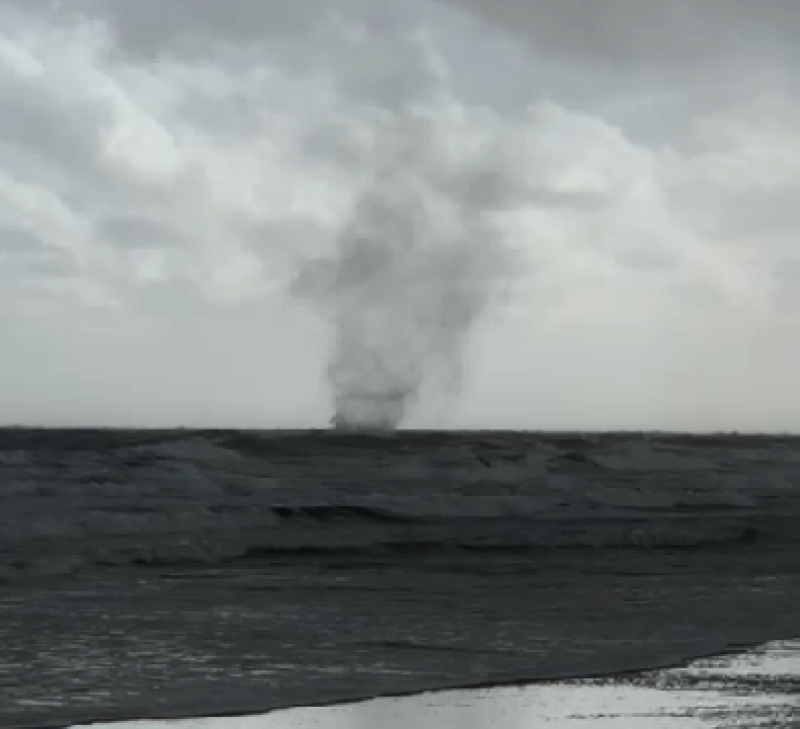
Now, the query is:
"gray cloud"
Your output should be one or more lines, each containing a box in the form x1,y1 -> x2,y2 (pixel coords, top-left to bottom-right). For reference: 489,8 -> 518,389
0,226 -> 48,255
99,215 -> 185,250
0,226 -> 76,279
0,94 -> 99,176
34,0 -> 408,60
0,0 -> 800,429
445,0 -> 800,74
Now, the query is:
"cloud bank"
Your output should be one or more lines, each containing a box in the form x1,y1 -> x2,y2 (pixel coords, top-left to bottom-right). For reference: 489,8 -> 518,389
1,0 -> 800,430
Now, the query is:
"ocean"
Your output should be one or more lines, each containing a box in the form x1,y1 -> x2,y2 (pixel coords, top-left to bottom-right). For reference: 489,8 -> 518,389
1,429 -> 799,727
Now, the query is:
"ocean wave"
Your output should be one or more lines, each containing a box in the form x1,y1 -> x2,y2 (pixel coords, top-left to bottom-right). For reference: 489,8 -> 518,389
1,429 -> 799,576
2,509 -> 797,578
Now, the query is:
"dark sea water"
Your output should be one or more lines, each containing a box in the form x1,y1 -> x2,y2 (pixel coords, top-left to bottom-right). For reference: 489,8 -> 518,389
1,429 -> 799,727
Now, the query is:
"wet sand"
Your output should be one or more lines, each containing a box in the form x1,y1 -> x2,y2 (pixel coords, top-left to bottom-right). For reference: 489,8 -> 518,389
75,640 -> 800,728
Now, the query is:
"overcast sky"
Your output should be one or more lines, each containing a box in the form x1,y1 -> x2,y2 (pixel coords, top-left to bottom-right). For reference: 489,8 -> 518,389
2,0 -> 800,430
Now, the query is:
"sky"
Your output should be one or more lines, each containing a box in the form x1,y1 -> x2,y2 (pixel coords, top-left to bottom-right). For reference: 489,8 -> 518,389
1,0 -> 800,431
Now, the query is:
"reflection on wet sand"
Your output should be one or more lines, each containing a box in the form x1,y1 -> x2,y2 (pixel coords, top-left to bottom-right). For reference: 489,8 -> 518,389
83,641 -> 798,729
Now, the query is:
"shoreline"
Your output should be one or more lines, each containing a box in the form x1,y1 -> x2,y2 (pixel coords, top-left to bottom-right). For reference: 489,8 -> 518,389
3,549 -> 800,729
22,632 -> 796,729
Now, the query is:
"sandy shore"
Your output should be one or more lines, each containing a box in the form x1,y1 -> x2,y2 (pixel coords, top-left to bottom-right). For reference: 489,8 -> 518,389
75,640 -> 799,728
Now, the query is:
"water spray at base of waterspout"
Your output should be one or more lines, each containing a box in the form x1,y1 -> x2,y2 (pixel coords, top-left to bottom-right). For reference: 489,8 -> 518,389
330,391 -> 408,431
328,343 -> 418,432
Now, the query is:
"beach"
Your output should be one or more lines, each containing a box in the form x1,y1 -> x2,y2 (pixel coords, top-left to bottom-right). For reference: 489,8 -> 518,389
1,430 -> 799,727
79,640 -> 800,728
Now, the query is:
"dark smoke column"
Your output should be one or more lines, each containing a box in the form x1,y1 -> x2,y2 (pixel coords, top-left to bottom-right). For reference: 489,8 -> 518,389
295,150 -> 514,432
291,39 -> 519,432
323,183 -> 429,431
